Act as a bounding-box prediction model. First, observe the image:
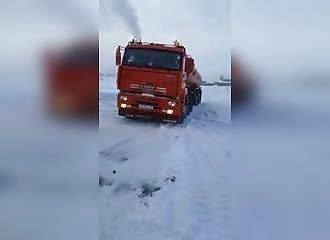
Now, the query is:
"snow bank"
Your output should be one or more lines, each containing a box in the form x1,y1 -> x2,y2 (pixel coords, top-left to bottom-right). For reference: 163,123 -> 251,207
0,71 -> 99,240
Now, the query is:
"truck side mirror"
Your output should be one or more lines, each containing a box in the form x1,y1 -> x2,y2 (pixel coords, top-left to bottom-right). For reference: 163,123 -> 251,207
115,47 -> 121,66
185,57 -> 194,74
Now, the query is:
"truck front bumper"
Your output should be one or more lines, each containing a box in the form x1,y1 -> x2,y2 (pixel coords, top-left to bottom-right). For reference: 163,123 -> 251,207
117,92 -> 183,122
48,92 -> 98,117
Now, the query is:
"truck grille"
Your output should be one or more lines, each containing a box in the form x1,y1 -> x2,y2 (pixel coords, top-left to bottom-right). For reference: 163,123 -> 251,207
130,84 -> 167,94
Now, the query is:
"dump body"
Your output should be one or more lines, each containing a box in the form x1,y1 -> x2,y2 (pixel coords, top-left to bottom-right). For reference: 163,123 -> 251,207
186,67 -> 203,88
116,39 -> 202,123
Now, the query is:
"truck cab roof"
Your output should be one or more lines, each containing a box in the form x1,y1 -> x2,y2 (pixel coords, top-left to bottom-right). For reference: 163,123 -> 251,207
126,40 -> 186,54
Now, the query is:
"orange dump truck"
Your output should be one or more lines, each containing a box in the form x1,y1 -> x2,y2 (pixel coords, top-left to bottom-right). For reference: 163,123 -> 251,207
115,38 -> 202,123
44,40 -> 98,117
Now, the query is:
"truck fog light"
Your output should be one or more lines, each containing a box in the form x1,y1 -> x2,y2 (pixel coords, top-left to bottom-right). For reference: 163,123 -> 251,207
120,103 -> 127,108
120,96 -> 128,101
166,109 -> 174,115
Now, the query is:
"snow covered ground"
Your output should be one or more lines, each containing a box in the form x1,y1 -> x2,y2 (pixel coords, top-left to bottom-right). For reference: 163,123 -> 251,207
232,79 -> 330,240
0,69 -> 99,240
4,69 -> 329,240
99,75 -> 231,240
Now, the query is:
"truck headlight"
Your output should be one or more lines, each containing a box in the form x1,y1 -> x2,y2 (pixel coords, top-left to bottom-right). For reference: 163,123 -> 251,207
166,109 -> 174,115
120,96 -> 128,101
120,103 -> 127,108
168,101 -> 176,107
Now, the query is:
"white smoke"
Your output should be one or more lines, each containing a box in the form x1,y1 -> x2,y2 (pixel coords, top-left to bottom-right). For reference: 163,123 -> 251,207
108,0 -> 141,38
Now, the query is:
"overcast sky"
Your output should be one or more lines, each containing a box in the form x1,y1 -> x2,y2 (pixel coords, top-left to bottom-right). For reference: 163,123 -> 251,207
232,0 -> 330,78
0,0 -> 98,69
100,0 -> 231,80
1,0 -> 329,80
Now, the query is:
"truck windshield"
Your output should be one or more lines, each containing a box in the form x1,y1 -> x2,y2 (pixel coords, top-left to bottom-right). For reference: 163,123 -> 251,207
122,48 -> 182,71
63,45 -> 99,65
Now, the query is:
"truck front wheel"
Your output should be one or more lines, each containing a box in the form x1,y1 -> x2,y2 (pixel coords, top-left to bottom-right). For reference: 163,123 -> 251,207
194,88 -> 202,105
186,93 -> 194,114
176,115 -> 184,124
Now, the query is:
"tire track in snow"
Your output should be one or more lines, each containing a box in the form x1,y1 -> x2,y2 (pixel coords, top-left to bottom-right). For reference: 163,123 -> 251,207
121,120 -> 231,240
120,131 -> 188,240
179,124 -> 231,240
99,81 -> 231,240
100,126 -> 186,240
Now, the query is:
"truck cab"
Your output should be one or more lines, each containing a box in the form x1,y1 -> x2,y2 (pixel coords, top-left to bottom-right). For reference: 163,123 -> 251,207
45,39 -> 98,118
115,38 -> 202,123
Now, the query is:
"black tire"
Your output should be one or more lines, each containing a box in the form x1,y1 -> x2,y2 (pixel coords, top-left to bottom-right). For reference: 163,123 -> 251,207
126,116 -> 136,120
176,115 -> 184,124
189,102 -> 193,113
187,93 -> 194,114
194,88 -> 202,105
199,88 -> 202,104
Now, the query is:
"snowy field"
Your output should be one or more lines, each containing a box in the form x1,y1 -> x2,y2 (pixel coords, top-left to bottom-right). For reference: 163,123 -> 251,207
99,75 -> 231,240
2,70 -> 329,240
0,69 -> 99,240
232,79 -> 330,240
